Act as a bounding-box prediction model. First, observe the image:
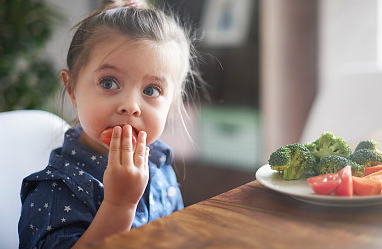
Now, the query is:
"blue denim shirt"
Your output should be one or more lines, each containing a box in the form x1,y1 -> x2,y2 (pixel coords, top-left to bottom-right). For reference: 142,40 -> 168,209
19,127 -> 183,249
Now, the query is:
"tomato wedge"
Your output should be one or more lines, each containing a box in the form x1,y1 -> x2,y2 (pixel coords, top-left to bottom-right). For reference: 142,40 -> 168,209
335,165 -> 353,196
100,126 -> 137,148
364,165 -> 382,176
352,176 -> 381,196
100,128 -> 113,146
307,173 -> 341,195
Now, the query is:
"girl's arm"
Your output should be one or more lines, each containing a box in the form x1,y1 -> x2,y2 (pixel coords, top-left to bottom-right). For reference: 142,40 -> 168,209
71,125 -> 149,248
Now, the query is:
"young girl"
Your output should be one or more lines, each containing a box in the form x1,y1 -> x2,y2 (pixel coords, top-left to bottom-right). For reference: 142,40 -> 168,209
18,0 -> 202,248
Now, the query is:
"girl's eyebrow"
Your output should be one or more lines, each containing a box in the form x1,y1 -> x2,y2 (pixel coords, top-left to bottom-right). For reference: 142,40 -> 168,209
95,63 -> 121,73
95,63 -> 169,86
147,75 -> 169,87
148,75 -> 166,82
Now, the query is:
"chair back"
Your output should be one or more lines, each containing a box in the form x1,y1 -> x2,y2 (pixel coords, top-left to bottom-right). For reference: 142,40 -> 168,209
0,110 -> 70,248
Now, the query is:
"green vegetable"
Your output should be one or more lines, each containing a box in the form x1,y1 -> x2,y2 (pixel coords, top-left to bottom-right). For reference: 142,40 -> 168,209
268,143 -> 316,180
349,148 -> 382,167
315,155 -> 364,177
354,139 -> 382,156
304,131 -> 351,161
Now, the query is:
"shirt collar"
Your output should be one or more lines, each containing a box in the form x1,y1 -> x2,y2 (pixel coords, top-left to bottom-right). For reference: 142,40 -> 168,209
61,127 -> 108,182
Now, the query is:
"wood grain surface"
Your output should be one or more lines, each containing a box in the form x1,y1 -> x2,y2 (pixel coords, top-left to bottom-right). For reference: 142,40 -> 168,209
84,181 -> 382,249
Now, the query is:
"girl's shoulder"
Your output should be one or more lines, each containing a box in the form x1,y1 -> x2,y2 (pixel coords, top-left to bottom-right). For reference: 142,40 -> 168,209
20,148 -> 104,213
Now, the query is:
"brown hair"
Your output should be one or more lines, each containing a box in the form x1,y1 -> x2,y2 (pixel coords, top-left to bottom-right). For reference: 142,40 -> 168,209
63,0 -> 204,133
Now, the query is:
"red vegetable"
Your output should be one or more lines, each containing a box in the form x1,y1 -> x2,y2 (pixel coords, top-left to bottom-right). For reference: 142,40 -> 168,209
335,166 -> 353,196
352,176 -> 381,196
364,165 -> 382,176
100,126 -> 137,148
100,128 -> 113,146
307,173 -> 341,195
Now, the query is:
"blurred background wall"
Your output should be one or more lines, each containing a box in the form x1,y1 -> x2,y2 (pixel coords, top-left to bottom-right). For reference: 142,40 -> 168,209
2,0 -> 382,207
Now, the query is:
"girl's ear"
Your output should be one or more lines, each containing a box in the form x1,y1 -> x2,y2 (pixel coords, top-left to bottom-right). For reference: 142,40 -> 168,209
60,70 -> 77,107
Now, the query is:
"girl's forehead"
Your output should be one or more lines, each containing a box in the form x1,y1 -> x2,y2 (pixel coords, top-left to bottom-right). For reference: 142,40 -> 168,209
89,34 -> 183,79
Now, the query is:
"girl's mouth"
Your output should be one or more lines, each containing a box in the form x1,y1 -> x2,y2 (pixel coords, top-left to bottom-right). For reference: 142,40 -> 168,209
100,125 -> 138,148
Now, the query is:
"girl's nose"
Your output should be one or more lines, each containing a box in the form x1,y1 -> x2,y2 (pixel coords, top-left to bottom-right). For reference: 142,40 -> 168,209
118,100 -> 141,116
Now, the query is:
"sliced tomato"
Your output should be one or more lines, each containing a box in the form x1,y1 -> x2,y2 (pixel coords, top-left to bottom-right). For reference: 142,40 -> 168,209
307,173 -> 341,195
352,176 -> 381,196
100,127 -> 113,146
364,165 -> 382,176
335,165 -> 353,196
100,126 -> 137,148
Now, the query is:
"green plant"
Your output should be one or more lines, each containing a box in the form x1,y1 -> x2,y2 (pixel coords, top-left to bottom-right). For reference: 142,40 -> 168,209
0,0 -> 63,111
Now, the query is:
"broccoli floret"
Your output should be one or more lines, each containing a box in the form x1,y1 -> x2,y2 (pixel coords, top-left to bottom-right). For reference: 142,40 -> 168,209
354,139 -> 382,156
349,148 -> 382,167
269,143 -> 316,180
304,131 -> 351,161
316,155 -> 364,177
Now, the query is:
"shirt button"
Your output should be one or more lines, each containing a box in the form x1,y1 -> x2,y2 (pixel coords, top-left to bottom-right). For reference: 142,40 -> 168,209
167,186 -> 177,198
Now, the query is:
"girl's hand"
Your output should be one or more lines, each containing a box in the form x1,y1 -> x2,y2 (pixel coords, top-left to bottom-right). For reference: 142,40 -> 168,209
103,125 -> 149,208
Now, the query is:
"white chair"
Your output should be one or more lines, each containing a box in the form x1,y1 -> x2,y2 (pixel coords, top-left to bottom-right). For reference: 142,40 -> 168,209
0,110 -> 70,248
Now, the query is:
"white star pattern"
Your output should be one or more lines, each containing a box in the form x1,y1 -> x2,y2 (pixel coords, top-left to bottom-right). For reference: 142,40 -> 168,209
167,186 -> 177,198
19,131 -> 183,243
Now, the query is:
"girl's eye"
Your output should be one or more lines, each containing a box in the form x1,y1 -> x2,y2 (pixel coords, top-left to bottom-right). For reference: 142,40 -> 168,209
99,77 -> 119,90
143,85 -> 161,97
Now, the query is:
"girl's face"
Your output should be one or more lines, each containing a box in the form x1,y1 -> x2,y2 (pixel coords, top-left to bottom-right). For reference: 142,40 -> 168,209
62,34 -> 179,155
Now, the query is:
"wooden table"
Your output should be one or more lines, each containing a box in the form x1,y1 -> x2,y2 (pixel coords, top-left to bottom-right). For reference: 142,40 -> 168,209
85,181 -> 382,249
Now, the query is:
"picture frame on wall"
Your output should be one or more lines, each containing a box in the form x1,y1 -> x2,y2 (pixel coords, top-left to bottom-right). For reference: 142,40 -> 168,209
200,0 -> 255,48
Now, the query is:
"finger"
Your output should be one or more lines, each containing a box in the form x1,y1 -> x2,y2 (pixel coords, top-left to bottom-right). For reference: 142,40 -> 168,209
121,125 -> 134,165
108,126 -> 122,167
144,147 -> 150,171
133,131 -> 147,168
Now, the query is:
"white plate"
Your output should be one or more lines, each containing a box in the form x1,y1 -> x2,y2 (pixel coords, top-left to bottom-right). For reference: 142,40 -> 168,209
255,164 -> 382,207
